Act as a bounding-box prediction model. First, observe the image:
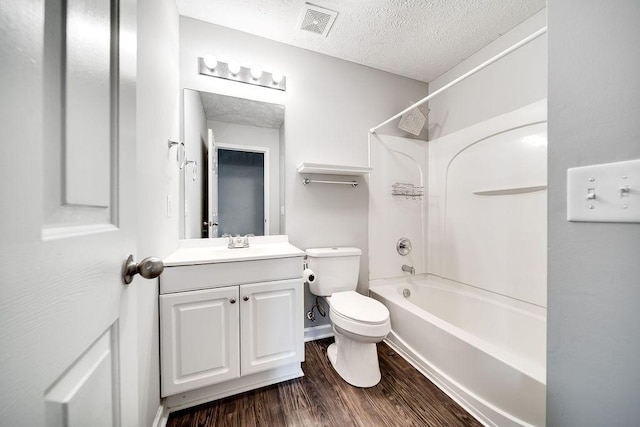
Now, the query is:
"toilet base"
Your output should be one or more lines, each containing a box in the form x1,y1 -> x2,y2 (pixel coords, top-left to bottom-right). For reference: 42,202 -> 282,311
326,330 -> 382,388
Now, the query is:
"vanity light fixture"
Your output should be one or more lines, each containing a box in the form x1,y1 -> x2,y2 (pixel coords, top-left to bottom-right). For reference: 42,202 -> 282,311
250,65 -> 263,80
228,59 -> 241,76
198,56 -> 286,91
272,70 -> 284,84
203,54 -> 217,70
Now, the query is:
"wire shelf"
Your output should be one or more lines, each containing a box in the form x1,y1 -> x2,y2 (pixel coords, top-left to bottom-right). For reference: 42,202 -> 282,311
392,183 -> 424,199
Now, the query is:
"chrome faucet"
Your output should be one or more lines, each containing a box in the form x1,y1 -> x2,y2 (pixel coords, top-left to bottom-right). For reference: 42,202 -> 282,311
225,234 -> 254,249
402,264 -> 415,275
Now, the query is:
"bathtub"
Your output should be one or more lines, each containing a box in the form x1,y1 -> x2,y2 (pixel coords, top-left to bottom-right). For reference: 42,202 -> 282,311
370,274 -> 546,427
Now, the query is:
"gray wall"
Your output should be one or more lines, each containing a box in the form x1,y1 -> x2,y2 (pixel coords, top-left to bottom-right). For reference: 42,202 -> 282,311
136,0 -> 180,424
179,17 -> 429,328
547,1 -> 640,425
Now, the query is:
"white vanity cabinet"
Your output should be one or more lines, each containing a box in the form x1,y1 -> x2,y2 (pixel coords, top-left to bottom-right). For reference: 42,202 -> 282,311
240,279 -> 303,376
159,238 -> 305,409
159,286 -> 240,396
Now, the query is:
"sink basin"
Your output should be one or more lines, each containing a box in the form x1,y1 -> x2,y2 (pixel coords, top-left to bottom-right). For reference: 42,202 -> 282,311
163,236 -> 305,267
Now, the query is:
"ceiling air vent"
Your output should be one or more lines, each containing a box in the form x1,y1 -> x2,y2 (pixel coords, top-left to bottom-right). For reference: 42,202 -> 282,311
299,3 -> 338,37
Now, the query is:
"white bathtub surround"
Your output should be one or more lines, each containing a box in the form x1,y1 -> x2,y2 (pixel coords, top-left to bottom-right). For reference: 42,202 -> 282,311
371,275 -> 546,427
368,101 -> 548,425
428,100 -> 547,307
368,134 -> 428,280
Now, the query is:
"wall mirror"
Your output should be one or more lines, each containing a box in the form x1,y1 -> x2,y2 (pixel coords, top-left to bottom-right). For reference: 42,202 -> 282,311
181,89 -> 285,239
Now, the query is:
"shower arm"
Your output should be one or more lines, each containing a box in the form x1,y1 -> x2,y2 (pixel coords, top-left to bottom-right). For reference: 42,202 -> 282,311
368,26 -> 548,135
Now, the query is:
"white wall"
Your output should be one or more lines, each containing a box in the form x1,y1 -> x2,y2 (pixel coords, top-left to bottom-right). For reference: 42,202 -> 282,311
179,17 -> 428,327
183,90 -> 206,238
547,2 -> 640,425
428,10 -> 547,139
208,120 -> 281,235
136,0 -> 180,424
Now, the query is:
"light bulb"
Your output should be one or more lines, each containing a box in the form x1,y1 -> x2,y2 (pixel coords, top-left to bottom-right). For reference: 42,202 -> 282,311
228,59 -> 241,75
272,70 -> 284,84
203,54 -> 217,70
250,65 -> 263,80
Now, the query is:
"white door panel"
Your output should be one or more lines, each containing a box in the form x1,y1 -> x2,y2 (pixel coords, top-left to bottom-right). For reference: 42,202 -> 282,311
0,0 -> 139,425
45,328 -> 115,427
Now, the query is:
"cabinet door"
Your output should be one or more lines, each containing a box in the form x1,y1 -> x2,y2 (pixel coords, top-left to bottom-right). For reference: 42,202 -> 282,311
160,287 -> 240,397
240,279 -> 304,376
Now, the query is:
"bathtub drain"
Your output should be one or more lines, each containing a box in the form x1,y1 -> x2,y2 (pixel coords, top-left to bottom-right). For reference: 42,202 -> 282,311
402,288 -> 411,298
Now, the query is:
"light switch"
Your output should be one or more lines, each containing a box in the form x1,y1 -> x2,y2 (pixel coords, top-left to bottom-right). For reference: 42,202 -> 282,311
567,159 -> 640,223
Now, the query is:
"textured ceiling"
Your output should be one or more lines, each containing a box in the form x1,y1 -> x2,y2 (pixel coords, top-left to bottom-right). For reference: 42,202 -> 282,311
197,90 -> 285,129
176,0 -> 545,83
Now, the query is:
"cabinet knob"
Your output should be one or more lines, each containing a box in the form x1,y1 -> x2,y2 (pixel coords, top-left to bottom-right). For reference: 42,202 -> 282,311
229,298 -> 236,304
243,296 -> 249,301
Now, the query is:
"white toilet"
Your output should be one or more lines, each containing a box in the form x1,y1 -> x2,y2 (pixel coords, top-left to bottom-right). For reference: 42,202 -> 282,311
306,247 -> 391,387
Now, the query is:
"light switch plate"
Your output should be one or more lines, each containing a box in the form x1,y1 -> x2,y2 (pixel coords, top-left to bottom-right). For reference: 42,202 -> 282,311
567,159 -> 640,223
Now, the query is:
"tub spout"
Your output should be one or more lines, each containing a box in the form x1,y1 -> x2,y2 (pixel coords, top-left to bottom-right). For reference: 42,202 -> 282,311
402,264 -> 415,275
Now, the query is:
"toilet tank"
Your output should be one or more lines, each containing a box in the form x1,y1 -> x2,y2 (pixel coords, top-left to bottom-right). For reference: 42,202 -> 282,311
305,247 -> 362,296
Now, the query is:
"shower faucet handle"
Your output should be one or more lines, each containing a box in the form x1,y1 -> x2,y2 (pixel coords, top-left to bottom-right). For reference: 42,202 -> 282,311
397,237 -> 412,256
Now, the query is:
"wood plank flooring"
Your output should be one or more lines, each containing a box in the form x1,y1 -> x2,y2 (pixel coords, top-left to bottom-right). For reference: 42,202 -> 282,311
167,338 -> 481,427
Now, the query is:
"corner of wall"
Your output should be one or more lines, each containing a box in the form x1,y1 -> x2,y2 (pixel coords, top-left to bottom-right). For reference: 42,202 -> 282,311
136,0 -> 180,425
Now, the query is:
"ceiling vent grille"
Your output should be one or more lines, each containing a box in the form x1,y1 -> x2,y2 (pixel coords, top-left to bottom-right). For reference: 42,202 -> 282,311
299,3 -> 338,37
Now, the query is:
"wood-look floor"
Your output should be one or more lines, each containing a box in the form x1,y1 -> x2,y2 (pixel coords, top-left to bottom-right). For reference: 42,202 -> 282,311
167,338 -> 481,427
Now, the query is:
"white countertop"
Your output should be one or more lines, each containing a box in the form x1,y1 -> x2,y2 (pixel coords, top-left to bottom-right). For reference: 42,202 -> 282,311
164,235 -> 305,267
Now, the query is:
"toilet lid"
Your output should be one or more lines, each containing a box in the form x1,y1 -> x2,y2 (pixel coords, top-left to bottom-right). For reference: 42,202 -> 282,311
330,291 -> 389,324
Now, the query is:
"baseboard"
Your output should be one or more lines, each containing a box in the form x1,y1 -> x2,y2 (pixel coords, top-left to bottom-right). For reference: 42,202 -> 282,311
304,324 -> 334,342
152,402 -> 169,427
164,363 -> 304,413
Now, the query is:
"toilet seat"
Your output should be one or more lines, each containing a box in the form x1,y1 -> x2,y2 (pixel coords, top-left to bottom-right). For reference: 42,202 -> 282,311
328,291 -> 390,338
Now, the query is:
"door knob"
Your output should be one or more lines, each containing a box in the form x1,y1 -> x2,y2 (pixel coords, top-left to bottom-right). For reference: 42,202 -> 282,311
122,255 -> 164,285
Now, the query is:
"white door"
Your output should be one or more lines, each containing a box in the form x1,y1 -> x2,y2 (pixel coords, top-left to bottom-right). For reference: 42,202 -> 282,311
240,279 -> 304,376
0,1 -> 142,426
207,128 -> 218,237
159,286 -> 240,396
